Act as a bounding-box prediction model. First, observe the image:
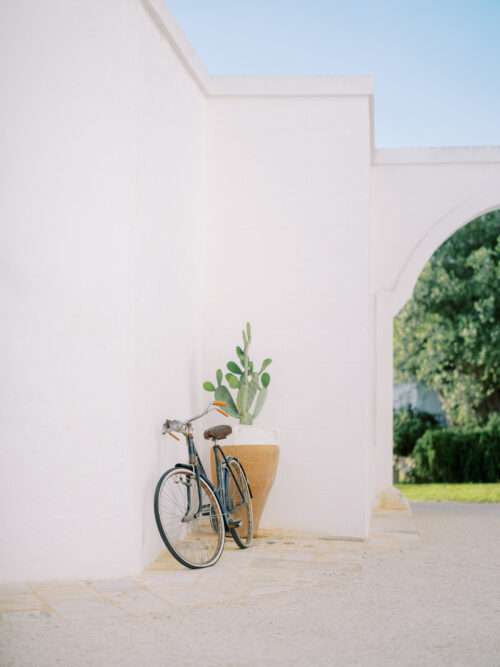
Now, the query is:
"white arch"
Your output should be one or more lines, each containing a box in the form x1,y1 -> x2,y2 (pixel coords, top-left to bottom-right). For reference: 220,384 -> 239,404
373,177 -> 500,500
389,179 -> 500,316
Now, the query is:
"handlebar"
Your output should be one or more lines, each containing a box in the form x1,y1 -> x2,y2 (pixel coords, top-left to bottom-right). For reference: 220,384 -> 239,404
162,401 -> 228,439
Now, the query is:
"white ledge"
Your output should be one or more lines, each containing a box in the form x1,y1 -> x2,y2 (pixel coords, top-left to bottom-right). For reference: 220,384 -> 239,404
374,147 -> 500,165
207,76 -> 373,97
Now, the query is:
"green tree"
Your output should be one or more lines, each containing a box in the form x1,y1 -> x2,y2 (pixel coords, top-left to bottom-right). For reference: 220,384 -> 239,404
394,211 -> 500,425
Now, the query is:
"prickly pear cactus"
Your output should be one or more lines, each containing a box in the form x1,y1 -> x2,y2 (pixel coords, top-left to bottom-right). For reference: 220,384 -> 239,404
203,322 -> 272,424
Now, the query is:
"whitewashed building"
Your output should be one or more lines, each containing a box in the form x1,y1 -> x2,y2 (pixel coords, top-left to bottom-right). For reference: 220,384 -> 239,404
2,0 -> 500,582
394,383 -> 446,423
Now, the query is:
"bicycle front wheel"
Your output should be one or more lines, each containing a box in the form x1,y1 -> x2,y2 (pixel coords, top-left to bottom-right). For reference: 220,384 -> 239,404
154,467 -> 225,569
226,458 -> 253,548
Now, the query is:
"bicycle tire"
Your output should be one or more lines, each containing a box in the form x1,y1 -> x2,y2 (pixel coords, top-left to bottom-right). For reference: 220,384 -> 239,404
154,467 -> 225,569
226,458 -> 253,549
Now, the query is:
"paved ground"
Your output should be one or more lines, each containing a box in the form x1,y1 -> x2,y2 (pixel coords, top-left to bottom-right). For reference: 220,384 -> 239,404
1,503 -> 500,666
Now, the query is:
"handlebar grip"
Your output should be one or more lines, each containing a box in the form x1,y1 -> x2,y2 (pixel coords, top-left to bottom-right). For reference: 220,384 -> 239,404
162,419 -> 182,436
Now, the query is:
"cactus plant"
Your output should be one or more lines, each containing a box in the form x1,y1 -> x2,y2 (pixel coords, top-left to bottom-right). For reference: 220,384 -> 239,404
203,322 -> 272,425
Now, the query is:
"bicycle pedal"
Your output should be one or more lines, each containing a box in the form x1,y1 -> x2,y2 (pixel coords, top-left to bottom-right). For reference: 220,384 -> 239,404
227,519 -> 242,528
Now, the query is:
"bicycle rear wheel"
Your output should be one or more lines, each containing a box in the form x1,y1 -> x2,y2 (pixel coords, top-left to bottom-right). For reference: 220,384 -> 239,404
226,458 -> 253,548
154,467 -> 225,569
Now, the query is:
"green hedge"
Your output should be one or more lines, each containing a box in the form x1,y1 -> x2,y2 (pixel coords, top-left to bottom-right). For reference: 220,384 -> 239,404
412,414 -> 500,483
393,407 -> 440,457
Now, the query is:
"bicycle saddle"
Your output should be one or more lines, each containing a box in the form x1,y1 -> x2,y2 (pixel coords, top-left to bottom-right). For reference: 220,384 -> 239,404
203,424 -> 232,441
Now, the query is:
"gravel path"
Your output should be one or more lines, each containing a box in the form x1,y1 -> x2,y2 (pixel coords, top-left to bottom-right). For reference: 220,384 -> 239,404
1,503 -> 500,666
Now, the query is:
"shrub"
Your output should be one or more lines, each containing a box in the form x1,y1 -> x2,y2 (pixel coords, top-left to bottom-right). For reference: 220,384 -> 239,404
411,415 -> 500,483
393,407 -> 440,457
479,414 -> 500,482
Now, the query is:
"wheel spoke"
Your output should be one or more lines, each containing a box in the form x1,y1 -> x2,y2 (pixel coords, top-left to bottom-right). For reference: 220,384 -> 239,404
155,469 -> 225,568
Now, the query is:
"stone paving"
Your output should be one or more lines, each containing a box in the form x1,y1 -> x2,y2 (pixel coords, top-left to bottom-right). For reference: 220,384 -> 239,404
0,512 -> 416,621
1,503 -> 499,666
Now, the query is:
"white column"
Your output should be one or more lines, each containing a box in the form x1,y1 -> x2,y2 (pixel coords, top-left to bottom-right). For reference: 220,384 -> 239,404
374,290 -> 395,497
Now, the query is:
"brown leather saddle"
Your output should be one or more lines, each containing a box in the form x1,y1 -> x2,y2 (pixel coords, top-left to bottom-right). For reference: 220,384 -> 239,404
203,424 -> 232,441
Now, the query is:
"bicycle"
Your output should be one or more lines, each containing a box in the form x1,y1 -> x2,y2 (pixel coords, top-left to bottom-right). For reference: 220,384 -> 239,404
154,401 -> 253,569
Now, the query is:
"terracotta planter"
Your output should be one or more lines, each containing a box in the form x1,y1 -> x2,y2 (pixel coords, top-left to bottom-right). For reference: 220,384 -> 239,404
211,444 -> 279,536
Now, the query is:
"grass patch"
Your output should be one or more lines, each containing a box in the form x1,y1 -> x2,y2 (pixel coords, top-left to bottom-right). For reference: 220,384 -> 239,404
396,483 -> 500,504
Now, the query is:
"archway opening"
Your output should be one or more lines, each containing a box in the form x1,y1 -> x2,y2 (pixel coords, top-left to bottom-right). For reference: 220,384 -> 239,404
393,210 -> 500,496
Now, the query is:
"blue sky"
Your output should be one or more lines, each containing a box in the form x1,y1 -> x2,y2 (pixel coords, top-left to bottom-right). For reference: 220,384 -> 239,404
166,1 -> 500,148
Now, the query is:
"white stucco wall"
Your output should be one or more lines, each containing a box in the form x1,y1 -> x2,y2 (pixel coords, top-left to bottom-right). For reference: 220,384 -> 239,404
203,93 -> 373,538
1,0 -> 137,583
0,0 -> 205,582
130,0 -> 205,571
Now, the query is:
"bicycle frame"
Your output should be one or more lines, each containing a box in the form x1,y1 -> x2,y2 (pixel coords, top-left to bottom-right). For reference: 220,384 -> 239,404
178,428 -> 247,529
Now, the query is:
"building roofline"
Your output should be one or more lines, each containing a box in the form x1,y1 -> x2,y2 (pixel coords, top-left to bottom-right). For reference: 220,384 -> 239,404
374,146 -> 500,166
142,0 -> 212,94
148,2 -> 500,164
145,0 -> 374,98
